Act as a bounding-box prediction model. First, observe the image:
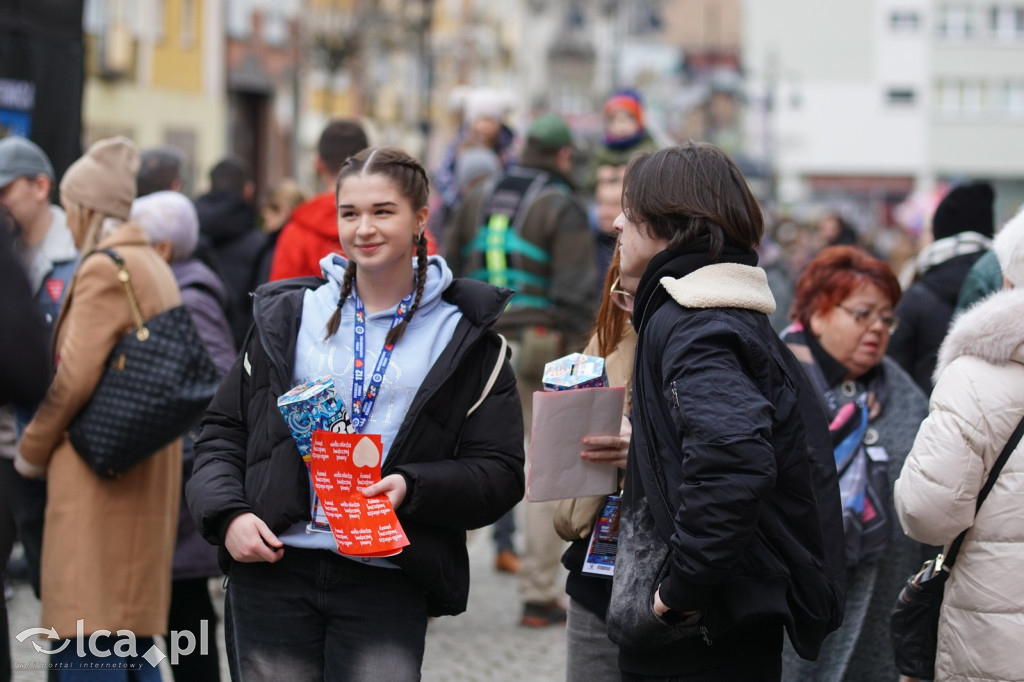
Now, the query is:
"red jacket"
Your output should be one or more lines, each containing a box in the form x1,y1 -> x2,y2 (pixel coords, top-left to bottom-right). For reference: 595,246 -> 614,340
269,192 -> 438,281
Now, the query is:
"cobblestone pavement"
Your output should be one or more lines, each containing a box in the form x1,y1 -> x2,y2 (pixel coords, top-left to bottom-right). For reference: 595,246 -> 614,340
7,505 -> 569,681
422,521 -> 567,682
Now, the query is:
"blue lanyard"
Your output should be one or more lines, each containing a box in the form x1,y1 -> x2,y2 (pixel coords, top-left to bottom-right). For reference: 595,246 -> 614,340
350,290 -> 414,432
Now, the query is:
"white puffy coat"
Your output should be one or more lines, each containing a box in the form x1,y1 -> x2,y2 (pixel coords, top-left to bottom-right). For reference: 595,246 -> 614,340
895,287 -> 1024,682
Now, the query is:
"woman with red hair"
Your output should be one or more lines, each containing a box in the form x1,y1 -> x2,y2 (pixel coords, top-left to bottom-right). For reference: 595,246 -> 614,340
781,245 -> 929,681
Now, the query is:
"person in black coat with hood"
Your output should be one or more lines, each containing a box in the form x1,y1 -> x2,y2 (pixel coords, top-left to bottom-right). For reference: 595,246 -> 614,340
887,182 -> 994,394
194,158 -> 266,347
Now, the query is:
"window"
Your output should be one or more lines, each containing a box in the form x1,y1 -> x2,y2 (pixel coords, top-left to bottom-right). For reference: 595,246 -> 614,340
938,4 -> 974,39
227,0 -> 251,39
180,0 -> 195,48
263,7 -> 289,47
988,5 -> 1017,38
84,0 -> 108,35
84,0 -> 138,34
962,81 -> 984,112
937,80 -> 960,112
986,5 -> 1024,39
1001,81 -> 1024,114
887,88 -> 917,105
890,10 -> 921,31
164,128 -> 197,195
935,79 -> 988,114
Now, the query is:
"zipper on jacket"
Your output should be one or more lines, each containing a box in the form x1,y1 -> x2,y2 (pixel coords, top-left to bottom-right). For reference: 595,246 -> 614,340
700,624 -> 712,646
670,382 -> 679,409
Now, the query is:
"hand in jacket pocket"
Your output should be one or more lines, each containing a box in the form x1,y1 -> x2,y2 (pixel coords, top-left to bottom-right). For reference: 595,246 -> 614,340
654,584 -> 699,623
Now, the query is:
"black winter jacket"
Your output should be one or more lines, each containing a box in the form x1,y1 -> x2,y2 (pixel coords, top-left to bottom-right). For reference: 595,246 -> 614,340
186,276 -> 525,616
618,246 -> 845,676
888,251 -> 984,395
194,189 -> 267,347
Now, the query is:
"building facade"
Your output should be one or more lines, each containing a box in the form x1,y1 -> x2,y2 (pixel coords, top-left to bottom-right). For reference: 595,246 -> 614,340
82,0 -> 226,194
743,0 -> 1024,225
226,0 -> 302,200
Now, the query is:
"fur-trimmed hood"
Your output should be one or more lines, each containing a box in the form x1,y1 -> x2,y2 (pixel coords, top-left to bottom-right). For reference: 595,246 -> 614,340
660,262 -> 777,314
935,287 -> 1024,381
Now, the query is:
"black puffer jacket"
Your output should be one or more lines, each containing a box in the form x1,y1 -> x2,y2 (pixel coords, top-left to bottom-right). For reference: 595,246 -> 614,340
186,276 -> 525,616
617,245 -> 845,676
194,189 -> 266,347
888,251 -> 984,395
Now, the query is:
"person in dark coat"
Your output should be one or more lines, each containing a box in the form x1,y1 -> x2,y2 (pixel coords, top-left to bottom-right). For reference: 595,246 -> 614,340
607,143 -> 845,681
0,207 -> 50,682
0,209 -> 49,405
0,136 -> 77,622
887,182 -> 994,394
780,246 -> 930,681
194,157 -> 266,348
132,191 -> 236,682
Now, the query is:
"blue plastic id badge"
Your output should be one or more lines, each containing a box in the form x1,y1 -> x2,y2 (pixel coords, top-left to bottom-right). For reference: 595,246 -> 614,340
581,494 -> 620,578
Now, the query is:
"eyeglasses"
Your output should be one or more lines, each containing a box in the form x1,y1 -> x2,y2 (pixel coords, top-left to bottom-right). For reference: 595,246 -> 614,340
609,276 -> 634,313
836,303 -> 900,334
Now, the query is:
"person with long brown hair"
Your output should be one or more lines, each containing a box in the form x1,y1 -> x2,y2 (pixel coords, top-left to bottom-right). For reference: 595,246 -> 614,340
555,247 -> 637,681
187,147 -> 524,680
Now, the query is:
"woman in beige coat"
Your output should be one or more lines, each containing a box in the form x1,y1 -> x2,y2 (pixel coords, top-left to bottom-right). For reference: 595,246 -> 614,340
895,208 -> 1024,682
15,137 -> 181,677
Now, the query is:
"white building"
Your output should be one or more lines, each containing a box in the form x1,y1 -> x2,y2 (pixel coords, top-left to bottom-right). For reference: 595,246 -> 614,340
743,0 -> 1024,224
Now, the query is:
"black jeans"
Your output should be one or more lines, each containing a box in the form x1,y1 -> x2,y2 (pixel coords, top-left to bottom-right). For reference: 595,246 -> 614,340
227,548 -> 429,681
167,577 -> 220,682
1,457 -> 46,682
0,458 -> 46,596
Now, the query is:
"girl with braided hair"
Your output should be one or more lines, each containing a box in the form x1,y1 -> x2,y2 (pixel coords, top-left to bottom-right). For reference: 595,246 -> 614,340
187,147 -> 525,680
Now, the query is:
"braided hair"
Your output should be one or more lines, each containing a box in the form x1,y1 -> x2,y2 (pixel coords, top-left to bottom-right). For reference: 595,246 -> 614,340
324,147 -> 431,344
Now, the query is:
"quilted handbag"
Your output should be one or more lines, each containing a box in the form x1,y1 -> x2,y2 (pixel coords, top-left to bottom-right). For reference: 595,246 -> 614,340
68,249 -> 220,478
890,414 -> 1024,678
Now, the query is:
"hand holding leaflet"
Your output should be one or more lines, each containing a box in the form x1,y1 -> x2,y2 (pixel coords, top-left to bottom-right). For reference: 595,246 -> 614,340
310,432 -> 410,556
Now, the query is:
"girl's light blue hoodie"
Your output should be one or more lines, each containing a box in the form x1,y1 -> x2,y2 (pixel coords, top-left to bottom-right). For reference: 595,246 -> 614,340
279,253 -> 463,554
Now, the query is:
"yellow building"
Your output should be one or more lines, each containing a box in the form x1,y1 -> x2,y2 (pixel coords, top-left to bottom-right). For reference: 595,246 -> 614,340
82,0 -> 226,193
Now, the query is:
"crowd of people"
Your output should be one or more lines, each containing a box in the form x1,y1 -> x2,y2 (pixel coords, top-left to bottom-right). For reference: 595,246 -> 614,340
1,83 -> 1023,682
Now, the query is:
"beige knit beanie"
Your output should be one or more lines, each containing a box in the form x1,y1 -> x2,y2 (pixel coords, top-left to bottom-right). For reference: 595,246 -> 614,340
60,136 -> 139,220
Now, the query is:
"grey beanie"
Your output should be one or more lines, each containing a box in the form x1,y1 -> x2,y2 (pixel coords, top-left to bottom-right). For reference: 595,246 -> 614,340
455,147 -> 503,190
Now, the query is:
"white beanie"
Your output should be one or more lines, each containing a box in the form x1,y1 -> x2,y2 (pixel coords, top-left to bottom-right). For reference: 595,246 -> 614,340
463,88 -> 508,123
994,206 -> 1024,286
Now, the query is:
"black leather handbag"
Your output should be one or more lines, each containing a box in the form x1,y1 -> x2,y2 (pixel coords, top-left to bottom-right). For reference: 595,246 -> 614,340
68,249 -> 220,478
891,414 -> 1024,678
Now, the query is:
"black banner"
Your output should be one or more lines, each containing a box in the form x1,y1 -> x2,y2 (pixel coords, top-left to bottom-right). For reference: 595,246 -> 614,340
0,0 -> 85,190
